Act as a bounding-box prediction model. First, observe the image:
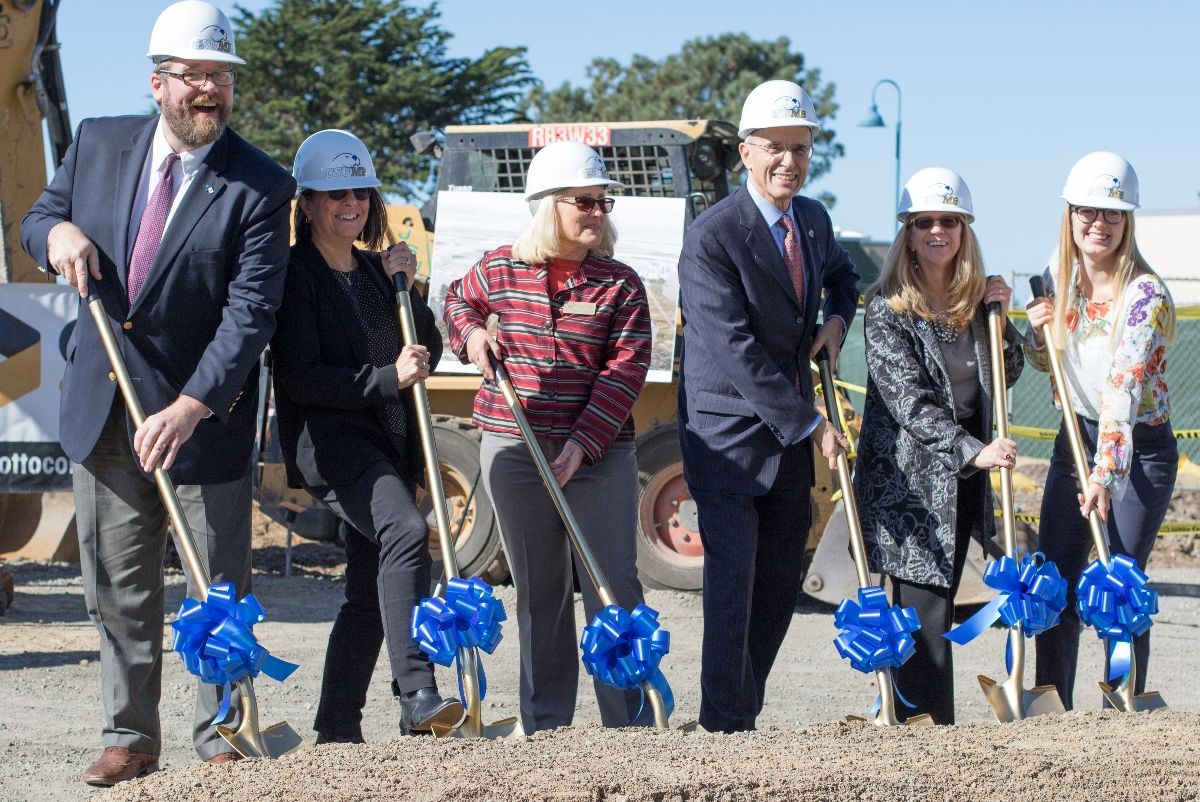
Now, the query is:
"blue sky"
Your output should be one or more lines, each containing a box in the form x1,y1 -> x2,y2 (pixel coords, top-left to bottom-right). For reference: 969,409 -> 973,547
54,1 -> 1198,283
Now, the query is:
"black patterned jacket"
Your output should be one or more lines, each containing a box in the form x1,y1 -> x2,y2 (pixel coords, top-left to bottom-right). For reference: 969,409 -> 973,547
853,294 -> 1023,587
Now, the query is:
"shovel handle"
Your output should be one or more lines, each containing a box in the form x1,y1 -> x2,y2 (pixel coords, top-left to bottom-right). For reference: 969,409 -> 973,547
85,292 -> 210,595
392,271 -> 463,576
485,349 -> 616,606
1027,278 -> 1110,561
986,301 -> 1017,557
815,349 -> 870,589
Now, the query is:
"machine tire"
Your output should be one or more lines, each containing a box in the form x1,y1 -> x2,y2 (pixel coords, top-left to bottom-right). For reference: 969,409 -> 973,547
422,416 -> 507,582
635,423 -> 704,591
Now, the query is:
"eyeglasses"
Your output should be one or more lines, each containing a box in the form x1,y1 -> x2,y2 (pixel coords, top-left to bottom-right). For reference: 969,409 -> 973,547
156,68 -> 237,87
744,139 -> 812,159
1073,206 -> 1125,225
557,196 -> 615,214
909,215 -> 962,230
326,188 -> 371,201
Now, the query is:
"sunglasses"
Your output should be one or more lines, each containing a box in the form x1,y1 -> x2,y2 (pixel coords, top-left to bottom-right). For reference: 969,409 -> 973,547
909,215 -> 962,230
557,196 -> 616,214
325,188 -> 371,201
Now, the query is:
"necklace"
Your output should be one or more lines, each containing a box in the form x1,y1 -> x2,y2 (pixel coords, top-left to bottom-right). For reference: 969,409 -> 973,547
916,311 -> 959,343
328,265 -> 356,287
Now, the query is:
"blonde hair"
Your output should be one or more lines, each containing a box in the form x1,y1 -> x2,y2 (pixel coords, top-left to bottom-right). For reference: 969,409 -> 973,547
866,216 -> 986,330
511,192 -> 617,264
1050,207 -> 1176,346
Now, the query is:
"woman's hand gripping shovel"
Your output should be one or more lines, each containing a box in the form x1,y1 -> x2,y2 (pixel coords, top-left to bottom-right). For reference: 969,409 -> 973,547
85,287 -> 301,759
817,349 -> 932,726
1028,277 -> 1165,712
393,274 -> 517,739
482,317 -> 673,729
944,300 -> 1067,722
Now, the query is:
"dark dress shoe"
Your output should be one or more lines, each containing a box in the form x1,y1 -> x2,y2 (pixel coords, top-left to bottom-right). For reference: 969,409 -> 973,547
81,746 -> 159,786
398,687 -> 465,735
206,752 -> 243,765
314,732 -> 365,745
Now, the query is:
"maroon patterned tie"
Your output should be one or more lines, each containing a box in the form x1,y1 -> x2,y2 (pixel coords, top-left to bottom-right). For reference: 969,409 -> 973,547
779,213 -> 805,306
127,152 -> 180,303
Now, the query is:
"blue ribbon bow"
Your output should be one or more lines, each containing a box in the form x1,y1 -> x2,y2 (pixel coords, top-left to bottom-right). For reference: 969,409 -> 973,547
171,583 -> 299,724
834,586 -> 920,674
411,576 -> 506,702
944,551 -> 1068,656
1077,554 -> 1158,681
580,604 -> 674,722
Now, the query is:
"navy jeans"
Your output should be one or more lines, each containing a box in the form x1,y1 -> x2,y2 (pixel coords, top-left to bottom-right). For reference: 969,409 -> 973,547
1034,416 -> 1177,708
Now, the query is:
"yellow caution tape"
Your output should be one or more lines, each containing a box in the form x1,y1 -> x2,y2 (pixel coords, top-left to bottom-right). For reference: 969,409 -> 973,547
993,508 -> 1198,536
834,378 -> 867,395
1010,424 -> 1058,441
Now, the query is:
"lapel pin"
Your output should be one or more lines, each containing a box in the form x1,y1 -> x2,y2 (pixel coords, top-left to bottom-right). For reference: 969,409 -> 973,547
204,184 -> 214,194
808,229 -> 815,237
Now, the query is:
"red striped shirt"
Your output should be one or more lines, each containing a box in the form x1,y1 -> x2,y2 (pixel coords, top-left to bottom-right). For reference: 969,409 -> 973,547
442,245 -> 651,463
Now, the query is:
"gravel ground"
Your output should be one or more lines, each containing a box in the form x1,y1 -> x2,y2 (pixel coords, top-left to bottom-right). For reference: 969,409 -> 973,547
2,558 -> 1199,802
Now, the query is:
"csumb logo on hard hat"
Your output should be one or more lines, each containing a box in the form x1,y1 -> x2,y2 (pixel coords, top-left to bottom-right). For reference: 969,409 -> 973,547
191,24 -> 233,55
1088,173 -> 1125,200
323,152 -> 368,180
922,182 -> 960,207
769,95 -> 807,120
580,155 -> 610,180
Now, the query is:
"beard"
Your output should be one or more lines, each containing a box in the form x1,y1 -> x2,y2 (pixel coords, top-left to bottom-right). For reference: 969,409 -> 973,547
160,88 -> 230,148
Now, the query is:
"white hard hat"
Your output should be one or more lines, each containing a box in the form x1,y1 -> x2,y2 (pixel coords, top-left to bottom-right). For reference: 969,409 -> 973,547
897,167 -> 975,223
292,129 -> 382,192
1060,151 -> 1139,211
523,141 -> 623,203
147,1 -> 245,65
737,80 -> 822,139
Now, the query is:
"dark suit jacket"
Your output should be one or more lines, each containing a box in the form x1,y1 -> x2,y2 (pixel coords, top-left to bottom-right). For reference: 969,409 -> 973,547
270,240 -> 443,490
21,115 -> 295,485
677,188 -> 859,496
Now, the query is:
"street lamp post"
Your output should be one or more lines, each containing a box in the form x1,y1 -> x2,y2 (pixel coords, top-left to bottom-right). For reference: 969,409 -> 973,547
859,79 -> 903,232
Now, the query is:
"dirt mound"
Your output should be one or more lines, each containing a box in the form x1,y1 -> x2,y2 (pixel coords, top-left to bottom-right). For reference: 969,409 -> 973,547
97,711 -> 1199,802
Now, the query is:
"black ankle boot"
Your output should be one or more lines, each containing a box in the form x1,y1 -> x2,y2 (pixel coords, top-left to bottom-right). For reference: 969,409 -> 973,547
396,686 -> 465,735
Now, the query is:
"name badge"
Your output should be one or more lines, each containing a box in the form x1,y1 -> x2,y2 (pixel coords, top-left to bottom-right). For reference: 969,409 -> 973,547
562,301 -> 597,315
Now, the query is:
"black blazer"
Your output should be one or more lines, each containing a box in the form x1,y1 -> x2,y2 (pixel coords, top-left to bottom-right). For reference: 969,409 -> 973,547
677,188 -> 860,495
270,240 -> 442,490
21,115 -> 295,484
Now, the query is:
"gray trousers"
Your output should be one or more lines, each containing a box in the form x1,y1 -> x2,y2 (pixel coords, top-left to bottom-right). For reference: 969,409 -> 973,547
75,401 -> 252,760
480,431 -> 645,733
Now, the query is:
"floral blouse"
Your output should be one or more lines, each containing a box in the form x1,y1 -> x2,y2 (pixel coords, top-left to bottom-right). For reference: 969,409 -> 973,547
1025,269 -> 1171,499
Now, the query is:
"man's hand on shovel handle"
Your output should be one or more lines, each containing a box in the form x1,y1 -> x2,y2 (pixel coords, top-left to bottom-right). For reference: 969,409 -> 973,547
815,418 -> 850,471
134,395 -> 208,472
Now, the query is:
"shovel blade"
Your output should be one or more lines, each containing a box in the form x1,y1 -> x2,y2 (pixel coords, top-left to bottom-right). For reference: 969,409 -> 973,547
1098,681 -> 1168,713
432,714 -> 520,739
845,712 -> 934,727
979,674 -> 1066,722
216,720 -> 303,759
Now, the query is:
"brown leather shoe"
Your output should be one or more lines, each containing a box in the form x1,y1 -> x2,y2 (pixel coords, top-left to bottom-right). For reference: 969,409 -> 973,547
81,747 -> 159,787
207,752 -> 243,765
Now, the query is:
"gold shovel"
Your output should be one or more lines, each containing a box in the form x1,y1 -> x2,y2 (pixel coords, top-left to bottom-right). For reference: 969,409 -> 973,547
482,339 -> 671,730
1028,277 -> 1166,712
86,293 -> 302,759
392,273 -> 518,739
816,351 -> 932,727
976,300 -> 1066,721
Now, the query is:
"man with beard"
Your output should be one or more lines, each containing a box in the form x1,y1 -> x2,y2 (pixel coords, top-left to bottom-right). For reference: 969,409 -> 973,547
21,1 -> 294,785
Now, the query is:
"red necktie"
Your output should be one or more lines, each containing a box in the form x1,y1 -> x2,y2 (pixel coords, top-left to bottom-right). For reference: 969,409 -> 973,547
779,213 -> 805,306
127,152 -> 180,303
